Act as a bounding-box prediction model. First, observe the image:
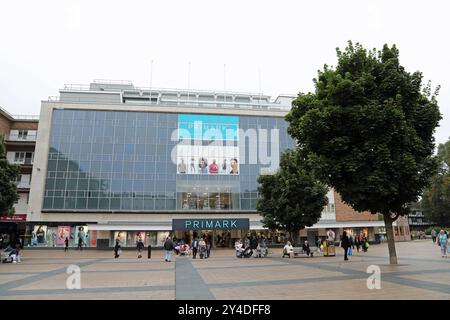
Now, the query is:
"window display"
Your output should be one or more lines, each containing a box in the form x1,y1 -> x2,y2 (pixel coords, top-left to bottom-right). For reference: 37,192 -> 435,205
57,226 -> 71,245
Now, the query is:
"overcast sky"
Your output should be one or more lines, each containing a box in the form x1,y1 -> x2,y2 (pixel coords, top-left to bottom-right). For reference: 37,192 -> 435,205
1,0 -> 449,145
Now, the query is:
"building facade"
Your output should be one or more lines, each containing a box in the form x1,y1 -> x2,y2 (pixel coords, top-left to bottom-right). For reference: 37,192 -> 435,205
26,80 -> 385,248
0,107 -> 39,247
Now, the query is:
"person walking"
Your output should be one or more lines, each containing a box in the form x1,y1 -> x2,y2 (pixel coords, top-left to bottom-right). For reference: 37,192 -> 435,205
136,237 -> 144,258
77,237 -> 83,251
191,237 -> 199,259
431,229 -> 437,243
250,236 -> 258,257
355,236 -> 361,253
438,230 -> 448,258
205,237 -> 212,259
64,237 -> 69,252
341,231 -> 351,261
163,236 -> 175,262
114,237 -> 121,259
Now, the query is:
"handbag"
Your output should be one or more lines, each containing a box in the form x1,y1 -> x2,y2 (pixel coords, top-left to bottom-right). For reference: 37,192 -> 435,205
117,249 -> 122,256
347,247 -> 353,256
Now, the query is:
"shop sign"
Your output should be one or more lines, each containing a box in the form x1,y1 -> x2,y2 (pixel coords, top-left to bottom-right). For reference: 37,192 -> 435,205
0,214 -> 27,222
172,218 -> 249,230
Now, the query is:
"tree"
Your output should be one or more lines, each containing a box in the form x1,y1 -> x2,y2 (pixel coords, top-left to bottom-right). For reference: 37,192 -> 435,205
422,138 -> 450,226
0,135 -> 20,216
286,41 -> 441,264
257,149 -> 328,246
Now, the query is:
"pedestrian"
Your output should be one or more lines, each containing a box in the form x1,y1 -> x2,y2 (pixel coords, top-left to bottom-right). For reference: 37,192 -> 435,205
77,237 -> 83,251
64,237 -> 69,252
114,237 -> 121,258
438,230 -> 448,258
205,237 -> 212,259
431,229 -> 437,243
136,237 -> 144,258
349,234 -> 355,250
191,237 -> 199,259
198,237 -> 206,259
163,236 -> 175,262
355,236 -> 361,252
341,231 -> 351,261
250,236 -> 258,257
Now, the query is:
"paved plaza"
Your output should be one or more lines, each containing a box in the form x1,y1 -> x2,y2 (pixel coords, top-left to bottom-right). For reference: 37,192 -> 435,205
0,240 -> 449,300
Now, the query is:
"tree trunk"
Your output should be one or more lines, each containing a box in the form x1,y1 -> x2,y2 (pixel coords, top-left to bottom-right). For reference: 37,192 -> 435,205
292,229 -> 300,247
383,214 -> 398,265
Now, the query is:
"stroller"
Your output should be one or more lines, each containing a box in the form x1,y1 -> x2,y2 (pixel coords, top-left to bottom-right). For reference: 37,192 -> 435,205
236,243 -> 253,258
199,244 -> 207,259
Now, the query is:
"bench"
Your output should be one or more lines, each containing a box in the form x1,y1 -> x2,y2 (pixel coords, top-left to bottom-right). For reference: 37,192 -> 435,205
294,247 -> 317,257
282,247 -> 318,258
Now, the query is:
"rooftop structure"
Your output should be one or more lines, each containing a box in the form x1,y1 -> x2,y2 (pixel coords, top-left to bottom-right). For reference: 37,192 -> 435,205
48,80 -> 295,111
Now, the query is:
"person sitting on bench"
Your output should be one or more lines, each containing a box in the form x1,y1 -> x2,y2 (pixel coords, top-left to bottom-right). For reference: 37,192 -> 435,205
302,241 -> 312,257
282,241 -> 294,258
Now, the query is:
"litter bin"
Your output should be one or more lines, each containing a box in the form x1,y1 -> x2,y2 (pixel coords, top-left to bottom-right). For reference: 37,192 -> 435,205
147,245 -> 152,259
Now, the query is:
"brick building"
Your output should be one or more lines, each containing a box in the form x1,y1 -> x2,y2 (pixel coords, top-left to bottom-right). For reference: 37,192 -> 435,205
0,107 -> 39,247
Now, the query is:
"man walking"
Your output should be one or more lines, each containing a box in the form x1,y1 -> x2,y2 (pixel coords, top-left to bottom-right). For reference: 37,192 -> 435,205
431,229 -> 437,243
64,237 -> 69,252
191,237 -> 199,259
164,236 -> 175,262
341,231 -> 351,261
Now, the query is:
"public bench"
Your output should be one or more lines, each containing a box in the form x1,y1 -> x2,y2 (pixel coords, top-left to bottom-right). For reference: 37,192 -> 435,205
293,247 -> 317,257
283,247 -> 318,258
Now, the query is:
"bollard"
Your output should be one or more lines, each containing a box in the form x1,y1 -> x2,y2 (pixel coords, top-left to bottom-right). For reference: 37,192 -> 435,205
147,245 -> 152,259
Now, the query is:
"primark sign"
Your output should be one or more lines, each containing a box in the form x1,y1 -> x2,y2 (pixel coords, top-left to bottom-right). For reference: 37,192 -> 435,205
172,218 -> 250,230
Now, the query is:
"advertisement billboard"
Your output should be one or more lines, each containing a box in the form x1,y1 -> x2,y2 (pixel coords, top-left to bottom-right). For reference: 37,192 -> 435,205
177,114 -> 239,175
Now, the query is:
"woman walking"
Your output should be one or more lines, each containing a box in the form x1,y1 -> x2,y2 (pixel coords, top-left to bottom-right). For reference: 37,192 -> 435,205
114,237 -> 122,259
438,230 -> 448,258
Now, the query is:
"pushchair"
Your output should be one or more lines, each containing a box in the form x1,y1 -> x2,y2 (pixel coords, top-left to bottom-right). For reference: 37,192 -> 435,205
199,245 -> 207,259
236,245 -> 253,258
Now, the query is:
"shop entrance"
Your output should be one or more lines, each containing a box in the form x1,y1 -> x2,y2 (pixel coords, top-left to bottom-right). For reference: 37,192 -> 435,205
173,229 -> 237,248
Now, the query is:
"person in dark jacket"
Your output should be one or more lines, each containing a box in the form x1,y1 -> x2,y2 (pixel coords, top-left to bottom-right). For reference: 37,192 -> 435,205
250,236 -> 258,256
302,241 -> 312,257
191,237 -> 199,259
136,237 -> 144,258
164,236 -> 175,262
64,237 -> 69,252
355,236 -> 361,252
341,231 -> 351,261
114,238 -> 121,258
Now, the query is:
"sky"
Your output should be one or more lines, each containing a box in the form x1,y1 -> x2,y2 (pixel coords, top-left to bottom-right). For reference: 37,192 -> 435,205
0,0 -> 449,146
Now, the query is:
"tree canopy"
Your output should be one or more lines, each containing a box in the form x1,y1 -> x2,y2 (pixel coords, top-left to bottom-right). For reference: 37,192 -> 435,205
422,138 -> 450,226
286,41 -> 441,263
257,149 -> 328,245
0,135 -> 20,216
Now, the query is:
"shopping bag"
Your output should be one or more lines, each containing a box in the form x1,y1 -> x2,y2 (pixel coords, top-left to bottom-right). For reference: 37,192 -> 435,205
117,249 -> 122,256
347,247 -> 353,256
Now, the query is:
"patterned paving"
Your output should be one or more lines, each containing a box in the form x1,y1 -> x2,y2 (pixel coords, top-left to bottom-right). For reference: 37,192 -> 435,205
0,240 -> 449,299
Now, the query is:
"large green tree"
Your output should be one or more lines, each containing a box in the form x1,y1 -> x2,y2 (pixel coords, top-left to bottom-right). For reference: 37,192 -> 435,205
257,149 -> 328,246
286,42 -> 441,264
422,138 -> 450,226
0,135 -> 20,216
